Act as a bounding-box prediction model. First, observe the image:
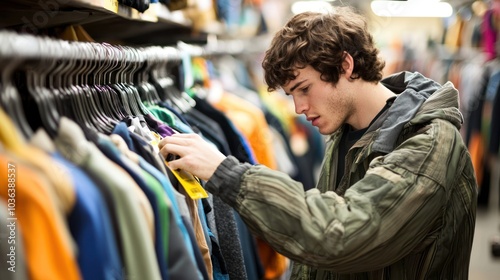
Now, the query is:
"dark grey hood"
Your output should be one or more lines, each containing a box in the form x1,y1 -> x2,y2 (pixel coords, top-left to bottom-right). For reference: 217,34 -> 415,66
372,71 -> 456,154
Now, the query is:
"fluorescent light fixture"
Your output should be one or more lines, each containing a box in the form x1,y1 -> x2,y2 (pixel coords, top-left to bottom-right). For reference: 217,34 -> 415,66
291,1 -> 335,15
371,0 -> 453,18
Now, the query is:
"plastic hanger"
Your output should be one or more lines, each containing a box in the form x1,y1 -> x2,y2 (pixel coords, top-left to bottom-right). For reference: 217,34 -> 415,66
94,44 -> 128,121
166,50 -> 196,112
116,45 -> 150,117
88,43 -> 122,122
82,43 -> 117,133
136,53 -> 155,105
80,44 -> 117,133
23,40 -> 60,137
73,44 -> 110,133
106,52 -> 134,118
47,51 -> 73,119
135,48 -> 160,107
145,47 -> 176,108
0,51 -> 33,139
149,48 -> 195,113
60,46 -> 94,131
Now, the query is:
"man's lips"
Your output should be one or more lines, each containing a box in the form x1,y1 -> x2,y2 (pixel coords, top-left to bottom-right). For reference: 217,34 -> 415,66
307,116 -> 319,125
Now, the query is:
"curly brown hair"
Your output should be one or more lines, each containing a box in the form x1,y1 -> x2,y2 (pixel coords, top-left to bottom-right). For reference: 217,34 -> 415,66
262,6 -> 385,92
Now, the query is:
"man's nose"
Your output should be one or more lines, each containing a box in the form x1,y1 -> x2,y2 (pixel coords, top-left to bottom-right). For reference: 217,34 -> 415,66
294,98 -> 307,115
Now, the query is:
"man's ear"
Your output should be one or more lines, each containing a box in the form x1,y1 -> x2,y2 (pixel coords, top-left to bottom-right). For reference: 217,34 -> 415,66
342,52 -> 354,78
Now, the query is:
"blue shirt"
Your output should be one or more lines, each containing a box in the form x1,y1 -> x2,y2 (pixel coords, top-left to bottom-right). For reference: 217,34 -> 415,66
52,153 -> 123,280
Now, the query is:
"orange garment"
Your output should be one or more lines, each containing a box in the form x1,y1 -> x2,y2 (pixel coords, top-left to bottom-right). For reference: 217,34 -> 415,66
0,154 -> 81,280
0,109 -> 75,210
256,238 -> 288,279
212,91 -> 277,169
469,132 -> 484,187
0,110 -> 76,240
0,109 -> 81,279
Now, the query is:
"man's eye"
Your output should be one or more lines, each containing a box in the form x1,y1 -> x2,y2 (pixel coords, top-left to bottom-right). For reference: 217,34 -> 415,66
301,86 -> 309,93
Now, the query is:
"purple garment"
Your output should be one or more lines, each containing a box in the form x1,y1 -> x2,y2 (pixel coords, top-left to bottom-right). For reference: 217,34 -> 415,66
145,114 -> 175,137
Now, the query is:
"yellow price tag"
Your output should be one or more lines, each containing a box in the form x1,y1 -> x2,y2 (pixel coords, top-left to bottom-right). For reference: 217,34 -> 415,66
166,164 -> 208,200
102,0 -> 119,13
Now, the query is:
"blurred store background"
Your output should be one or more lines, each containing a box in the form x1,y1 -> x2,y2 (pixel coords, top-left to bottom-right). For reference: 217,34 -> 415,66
1,0 -> 499,279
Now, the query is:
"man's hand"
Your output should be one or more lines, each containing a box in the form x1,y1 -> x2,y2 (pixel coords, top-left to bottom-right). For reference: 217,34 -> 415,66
158,133 -> 227,181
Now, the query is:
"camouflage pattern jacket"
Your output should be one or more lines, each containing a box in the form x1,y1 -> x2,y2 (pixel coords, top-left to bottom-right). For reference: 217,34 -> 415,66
205,71 -> 477,280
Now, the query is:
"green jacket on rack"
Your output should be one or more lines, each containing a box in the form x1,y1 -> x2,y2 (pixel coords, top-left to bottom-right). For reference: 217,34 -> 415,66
203,71 -> 478,280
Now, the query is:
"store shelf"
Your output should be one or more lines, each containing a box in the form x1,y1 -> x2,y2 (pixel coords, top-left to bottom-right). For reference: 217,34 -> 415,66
81,3 -> 195,45
0,0 -> 194,45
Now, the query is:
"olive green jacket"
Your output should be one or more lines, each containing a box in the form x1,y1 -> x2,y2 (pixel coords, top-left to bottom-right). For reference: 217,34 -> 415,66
205,72 -> 477,279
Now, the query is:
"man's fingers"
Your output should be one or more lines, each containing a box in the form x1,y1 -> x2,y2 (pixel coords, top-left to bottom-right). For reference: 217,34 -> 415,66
159,142 -> 187,159
159,134 -> 193,153
165,157 -> 183,171
157,133 -> 225,181
159,133 -> 200,149
160,144 -> 190,172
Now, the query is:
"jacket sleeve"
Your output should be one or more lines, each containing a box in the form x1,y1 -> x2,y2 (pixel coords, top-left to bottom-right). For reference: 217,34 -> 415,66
204,119 -> 471,273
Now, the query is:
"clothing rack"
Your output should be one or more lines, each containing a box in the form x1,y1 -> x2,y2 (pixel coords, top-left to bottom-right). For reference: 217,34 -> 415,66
1,29 -> 315,280
0,31 -> 200,140
0,30 -> 183,61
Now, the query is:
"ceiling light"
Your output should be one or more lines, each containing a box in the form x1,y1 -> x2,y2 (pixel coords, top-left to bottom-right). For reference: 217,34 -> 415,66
371,0 -> 453,18
291,1 -> 335,15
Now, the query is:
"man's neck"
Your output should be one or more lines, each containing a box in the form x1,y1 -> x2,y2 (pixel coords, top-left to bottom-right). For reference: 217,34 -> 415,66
349,81 -> 397,130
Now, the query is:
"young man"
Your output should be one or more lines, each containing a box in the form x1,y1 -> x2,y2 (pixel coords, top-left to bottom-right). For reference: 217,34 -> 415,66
159,7 -> 478,279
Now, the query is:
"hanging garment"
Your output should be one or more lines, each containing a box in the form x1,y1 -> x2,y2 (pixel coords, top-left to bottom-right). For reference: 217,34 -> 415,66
180,187 -> 213,279
91,132 -> 169,280
0,109 -> 81,280
193,95 -> 257,164
481,9 -> 499,61
54,118 -> 162,280
211,91 -> 277,169
0,190 -> 28,280
30,129 -> 123,280
209,91 -> 289,279
139,157 -> 203,280
489,84 -> 500,155
189,96 -> 273,279
112,119 -> 209,280
0,154 -> 81,280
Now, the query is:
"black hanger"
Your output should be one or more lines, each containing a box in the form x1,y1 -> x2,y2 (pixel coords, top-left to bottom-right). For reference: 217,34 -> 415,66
105,52 -> 134,118
75,44 -> 114,134
155,48 -> 196,113
48,57 -> 72,119
59,51 -> 93,131
0,55 -> 33,139
114,45 -> 150,117
137,48 -> 160,106
81,44 -> 117,133
93,44 -> 129,122
24,52 -> 61,138
87,44 -> 123,122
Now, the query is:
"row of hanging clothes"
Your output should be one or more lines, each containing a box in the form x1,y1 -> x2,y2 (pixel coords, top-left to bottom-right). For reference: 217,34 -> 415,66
0,30 -> 324,280
456,54 -> 500,209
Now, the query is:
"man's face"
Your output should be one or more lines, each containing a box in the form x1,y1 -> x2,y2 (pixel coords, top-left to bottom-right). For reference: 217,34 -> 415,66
282,65 -> 355,135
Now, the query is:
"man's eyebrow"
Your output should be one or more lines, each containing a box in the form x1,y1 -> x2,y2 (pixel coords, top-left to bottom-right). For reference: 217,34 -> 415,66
290,80 -> 306,93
